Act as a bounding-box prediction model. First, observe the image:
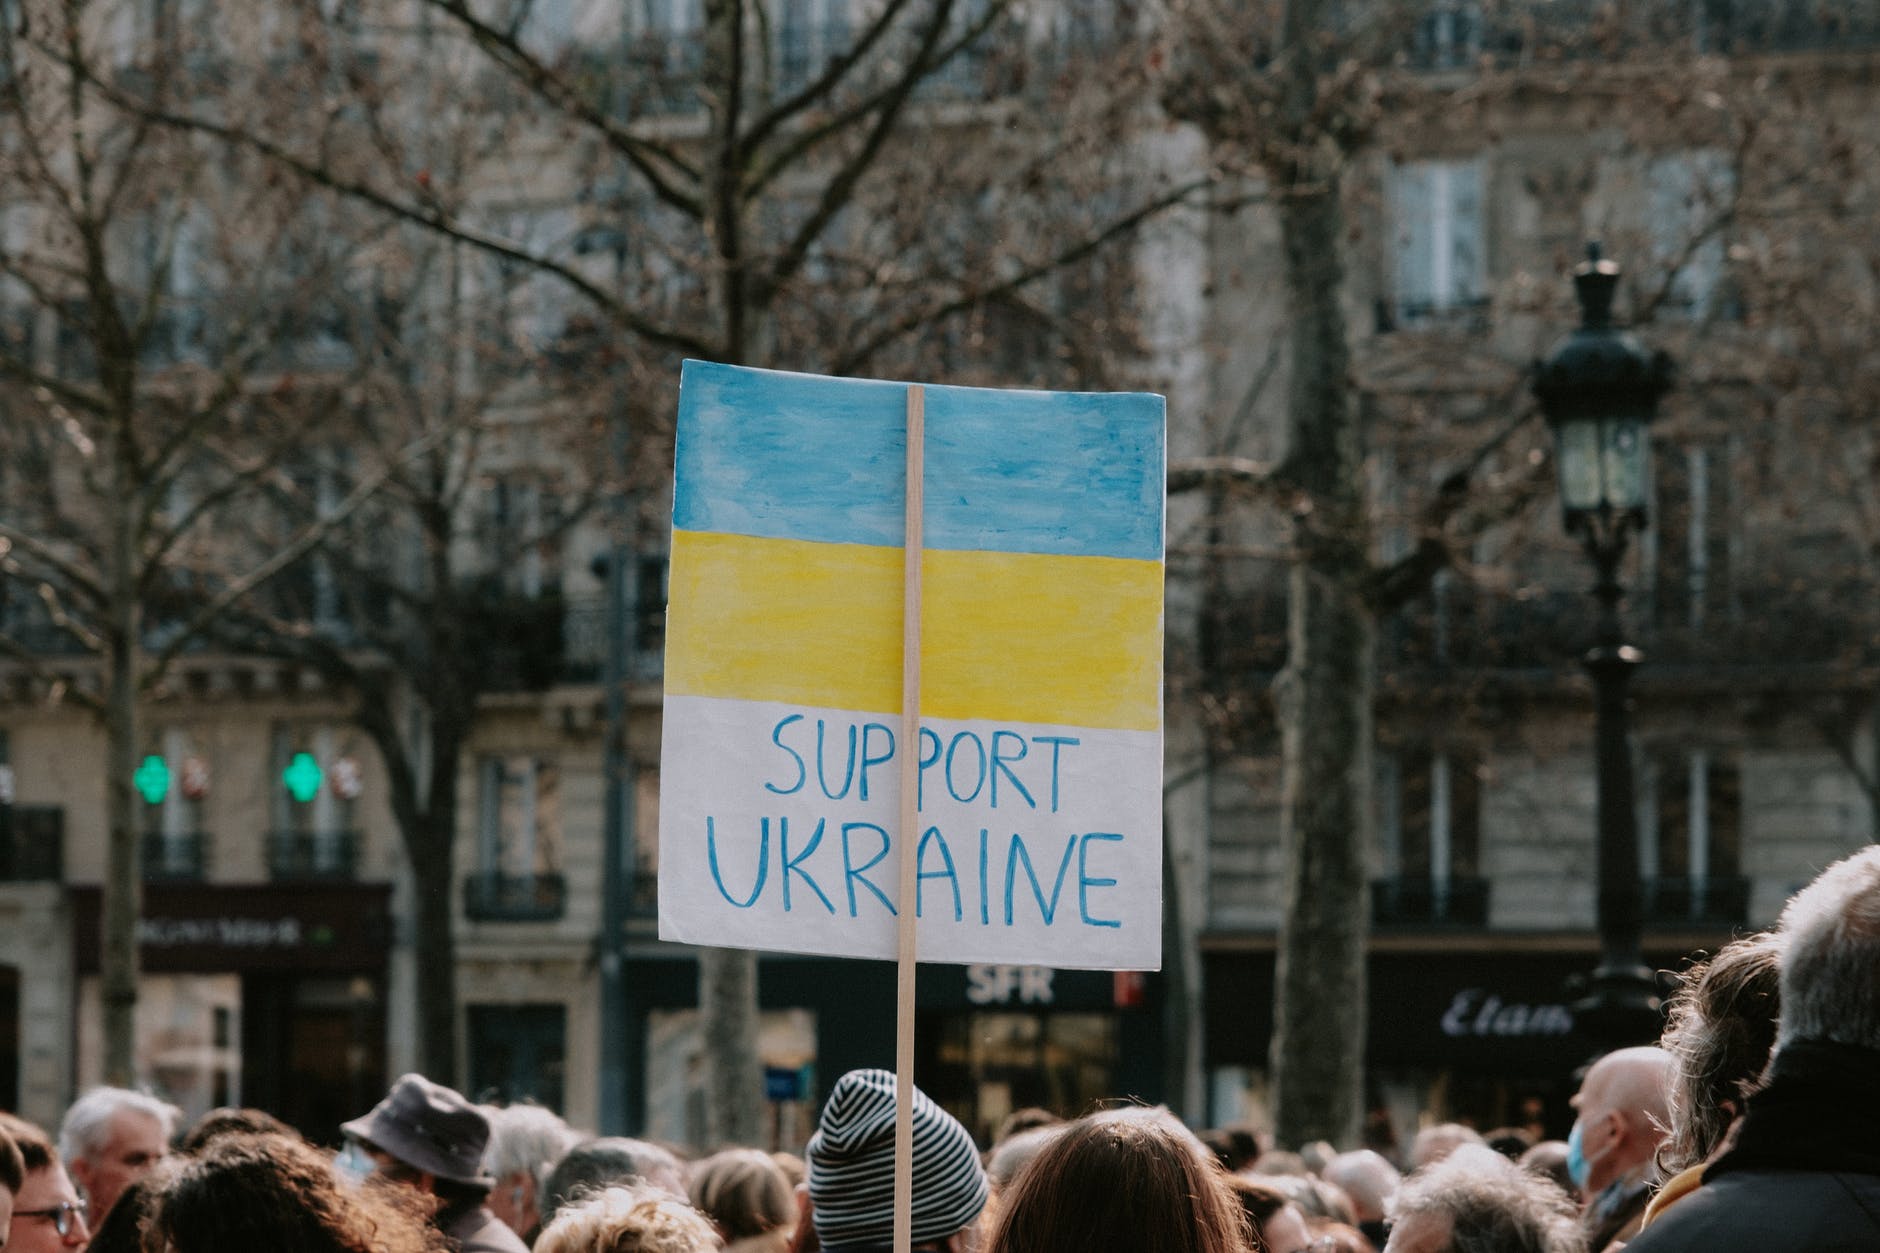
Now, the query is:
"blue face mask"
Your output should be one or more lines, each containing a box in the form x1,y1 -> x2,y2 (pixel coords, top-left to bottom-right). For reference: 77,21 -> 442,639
1565,1119 -> 1591,1190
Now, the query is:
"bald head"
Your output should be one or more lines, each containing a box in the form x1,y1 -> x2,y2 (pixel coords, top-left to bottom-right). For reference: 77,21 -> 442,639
1572,1046 -> 1673,1196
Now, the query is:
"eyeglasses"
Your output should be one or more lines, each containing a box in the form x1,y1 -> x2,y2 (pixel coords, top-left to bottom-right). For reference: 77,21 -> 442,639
16,1202 -> 86,1237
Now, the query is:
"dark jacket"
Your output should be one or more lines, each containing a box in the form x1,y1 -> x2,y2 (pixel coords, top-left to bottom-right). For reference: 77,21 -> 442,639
1625,1040 -> 1880,1253
439,1199 -> 532,1253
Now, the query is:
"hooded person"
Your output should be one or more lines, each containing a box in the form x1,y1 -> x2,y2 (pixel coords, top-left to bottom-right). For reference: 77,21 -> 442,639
340,1074 -> 529,1253
807,1069 -> 989,1253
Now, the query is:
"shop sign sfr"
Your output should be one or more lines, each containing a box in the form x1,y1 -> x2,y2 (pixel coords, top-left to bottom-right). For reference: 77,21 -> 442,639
967,964 -> 1055,1005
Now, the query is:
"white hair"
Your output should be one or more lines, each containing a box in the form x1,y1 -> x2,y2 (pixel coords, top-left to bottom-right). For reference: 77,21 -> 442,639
1392,1145 -> 1581,1253
1324,1149 -> 1401,1223
482,1103 -> 580,1186
58,1087 -> 182,1162
1775,845 -> 1880,1051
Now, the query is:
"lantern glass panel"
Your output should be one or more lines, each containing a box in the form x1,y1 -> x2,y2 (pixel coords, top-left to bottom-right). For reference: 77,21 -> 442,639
1600,415 -> 1650,513
1556,417 -> 1605,513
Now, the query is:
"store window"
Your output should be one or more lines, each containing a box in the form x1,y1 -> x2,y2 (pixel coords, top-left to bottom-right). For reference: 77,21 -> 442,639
468,1004 -> 566,1112
920,1010 -> 1117,1146
76,973 -> 242,1125
644,1009 -> 817,1151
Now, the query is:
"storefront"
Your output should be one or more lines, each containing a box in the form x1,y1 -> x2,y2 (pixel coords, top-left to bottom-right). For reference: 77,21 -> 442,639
1204,941 -> 1704,1151
626,950 -> 1166,1149
73,883 -> 393,1144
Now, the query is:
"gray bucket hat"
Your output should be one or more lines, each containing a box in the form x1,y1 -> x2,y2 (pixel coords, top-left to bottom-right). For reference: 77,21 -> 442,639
341,1073 -> 493,1187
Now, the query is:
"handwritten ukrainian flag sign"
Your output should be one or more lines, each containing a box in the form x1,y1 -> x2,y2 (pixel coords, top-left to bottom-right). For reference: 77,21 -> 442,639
658,361 -> 1164,970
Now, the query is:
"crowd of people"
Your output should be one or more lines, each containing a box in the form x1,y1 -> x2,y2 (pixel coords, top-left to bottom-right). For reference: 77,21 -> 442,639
0,845 -> 1872,1253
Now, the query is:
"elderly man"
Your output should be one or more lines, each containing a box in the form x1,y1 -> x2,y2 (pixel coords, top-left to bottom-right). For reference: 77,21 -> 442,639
1384,1145 -> 1580,1253
57,1086 -> 178,1230
342,1073 -> 529,1253
1628,847 -> 1880,1253
481,1103 -> 578,1244
1325,1148 -> 1401,1249
0,1113 -> 91,1252
1567,1045 -> 1673,1251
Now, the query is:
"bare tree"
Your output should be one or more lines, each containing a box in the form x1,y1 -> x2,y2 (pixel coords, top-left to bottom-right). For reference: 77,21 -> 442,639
0,0 -> 420,1080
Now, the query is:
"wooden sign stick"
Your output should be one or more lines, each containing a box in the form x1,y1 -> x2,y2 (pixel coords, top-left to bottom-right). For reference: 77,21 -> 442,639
892,384 -> 925,1253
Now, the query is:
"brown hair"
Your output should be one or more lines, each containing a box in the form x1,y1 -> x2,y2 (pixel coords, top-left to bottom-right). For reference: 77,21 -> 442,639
1659,931 -> 1782,1173
0,1112 -> 56,1174
144,1133 -> 447,1253
180,1106 -> 298,1153
1230,1176 -> 1293,1253
986,1109 -> 1245,1253
689,1148 -> 795,1240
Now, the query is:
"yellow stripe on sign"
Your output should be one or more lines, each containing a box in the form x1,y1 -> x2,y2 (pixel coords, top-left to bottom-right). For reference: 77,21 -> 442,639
664,530 -> 1162,732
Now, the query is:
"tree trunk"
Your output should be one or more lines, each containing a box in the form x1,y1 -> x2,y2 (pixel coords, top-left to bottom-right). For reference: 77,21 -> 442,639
1266,146 -> 1373,1147
102,505 -> 141,1085
699,946 -> 762,1146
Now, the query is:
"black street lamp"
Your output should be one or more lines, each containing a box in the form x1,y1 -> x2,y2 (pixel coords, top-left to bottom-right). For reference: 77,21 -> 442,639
1533,244 -> 1675,1048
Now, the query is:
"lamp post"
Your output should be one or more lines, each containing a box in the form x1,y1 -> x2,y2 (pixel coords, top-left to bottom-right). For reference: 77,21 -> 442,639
1533,244 -> 1675,1048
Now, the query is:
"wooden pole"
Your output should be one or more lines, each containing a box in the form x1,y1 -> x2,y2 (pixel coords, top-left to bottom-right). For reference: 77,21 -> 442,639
892,385 -> 925,1253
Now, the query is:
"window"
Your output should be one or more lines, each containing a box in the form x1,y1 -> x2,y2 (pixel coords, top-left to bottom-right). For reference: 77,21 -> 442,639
1412,2 -> 1483,69
468,1004 -> 566,1110
1643,747 -> 1745,923
142,728 -> 207,880
1377,746 -> 1486,924
777,0 -> 849,94
1647,151 -> 1736,319
1648,439 -> 1737,632
1388,158 -> 1487,327
269,725 -> 361,878
477,756 -> 563,879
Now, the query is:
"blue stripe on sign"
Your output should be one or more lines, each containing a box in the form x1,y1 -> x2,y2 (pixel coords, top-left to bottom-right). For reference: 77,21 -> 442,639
671,359 -> 1165,561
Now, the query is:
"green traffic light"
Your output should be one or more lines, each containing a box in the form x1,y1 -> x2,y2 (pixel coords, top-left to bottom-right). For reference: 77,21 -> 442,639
134,755 -> 170,805
283,751 -> 323,803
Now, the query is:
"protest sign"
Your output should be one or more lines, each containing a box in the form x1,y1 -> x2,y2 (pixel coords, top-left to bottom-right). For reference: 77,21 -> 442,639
659,361 -> 1165,970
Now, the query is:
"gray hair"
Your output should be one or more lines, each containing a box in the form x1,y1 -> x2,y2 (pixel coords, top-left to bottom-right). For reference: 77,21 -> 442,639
58,1087 -> 181,1163
1393,1146 -> 1584,1253
986,1124 -> 1066,1191
1323,1150 -> 1400,1224
541,1137 -> 687,1226
482,1103 -> 579,1188
1776,846 -> 1880,1051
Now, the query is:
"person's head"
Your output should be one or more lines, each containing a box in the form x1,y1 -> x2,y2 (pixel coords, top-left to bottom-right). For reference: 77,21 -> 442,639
142,1131 -> 446,1253
985,1125 -> 1066,1194
1297,1140 -> 1337,1177
481,1102 -> 578,1240
0,1112 -> 91,1253
807,1069 -> 987,1251
534,1182 -> 720,1253
1514,1142 -> 1576,1206
1229,1175 -> 1310,1253
1567,1045 -> 1673,1196
58,1086 -> 180,1227
179,1106 -> 296,1154
541,1137 -> 688,1227
689,1147 -> 795,1244
0,1120 -> 23,1237
1323,1150 -> 1400,1247
1250,1149 -> 1308,1177
339,1073 -> 494,1208
992,1109 -> 1061,1144
986,1107 -> 1242,1253
82,1173 -> 158,1253
1774,845 -> 1880,1052
1481,1128 -> 1533,1161
1658,931 -> 1782,1172
1408,1124 -> 1483,1170
1382,1145 -> 1579,1253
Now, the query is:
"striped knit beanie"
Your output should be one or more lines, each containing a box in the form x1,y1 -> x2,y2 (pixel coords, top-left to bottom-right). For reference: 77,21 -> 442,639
807,1069 -> 988,1248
